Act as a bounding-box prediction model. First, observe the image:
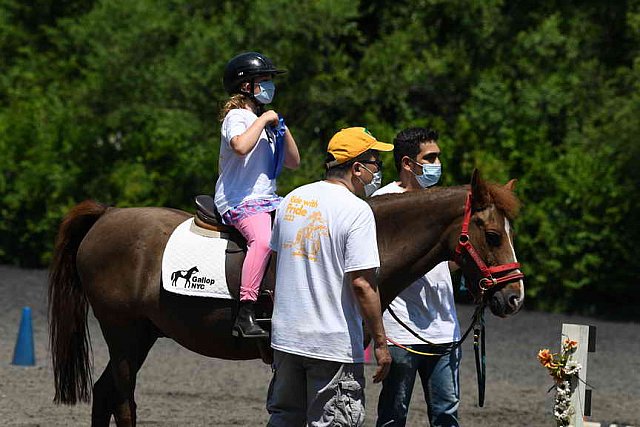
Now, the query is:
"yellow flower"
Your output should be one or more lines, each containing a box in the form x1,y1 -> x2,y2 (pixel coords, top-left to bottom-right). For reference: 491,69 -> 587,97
563,339 -> 577,350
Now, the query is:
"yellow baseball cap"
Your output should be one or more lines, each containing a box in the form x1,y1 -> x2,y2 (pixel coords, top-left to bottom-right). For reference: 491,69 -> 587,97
326,127 -> 394,167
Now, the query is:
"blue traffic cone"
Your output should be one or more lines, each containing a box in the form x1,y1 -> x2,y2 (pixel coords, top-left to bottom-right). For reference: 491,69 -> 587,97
12,306 -> 35,366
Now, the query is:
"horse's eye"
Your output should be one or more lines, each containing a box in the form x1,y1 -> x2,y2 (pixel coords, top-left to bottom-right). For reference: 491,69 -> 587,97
486,231 -> 501,247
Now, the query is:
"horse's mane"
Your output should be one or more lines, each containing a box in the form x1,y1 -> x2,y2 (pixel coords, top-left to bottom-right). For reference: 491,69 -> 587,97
368,182 -> 520,221
368,185 -> 465,208
486,182 -> 520,221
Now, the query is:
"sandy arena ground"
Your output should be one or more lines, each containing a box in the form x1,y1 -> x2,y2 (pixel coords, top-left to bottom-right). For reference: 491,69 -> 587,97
0,265 -> 638,426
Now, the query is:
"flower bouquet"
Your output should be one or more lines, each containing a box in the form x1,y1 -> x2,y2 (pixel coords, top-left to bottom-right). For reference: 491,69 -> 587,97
537,339 -> 582,426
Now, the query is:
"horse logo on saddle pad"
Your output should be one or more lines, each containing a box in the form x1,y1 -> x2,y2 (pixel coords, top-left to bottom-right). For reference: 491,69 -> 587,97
170,266 -> 204,288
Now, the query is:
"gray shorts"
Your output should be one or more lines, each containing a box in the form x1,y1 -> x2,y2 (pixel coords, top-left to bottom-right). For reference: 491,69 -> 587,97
266,350 -> 366,427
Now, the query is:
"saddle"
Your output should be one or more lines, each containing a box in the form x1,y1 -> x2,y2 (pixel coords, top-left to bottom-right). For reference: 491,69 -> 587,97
194,195 -> 241,238
193,195 -> 274,324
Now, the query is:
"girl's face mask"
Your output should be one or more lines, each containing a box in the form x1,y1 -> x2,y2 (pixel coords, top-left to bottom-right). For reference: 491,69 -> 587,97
254,80 -> 275,104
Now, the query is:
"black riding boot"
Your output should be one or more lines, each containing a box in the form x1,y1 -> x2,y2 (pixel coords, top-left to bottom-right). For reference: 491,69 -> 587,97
232,301 -> 269,338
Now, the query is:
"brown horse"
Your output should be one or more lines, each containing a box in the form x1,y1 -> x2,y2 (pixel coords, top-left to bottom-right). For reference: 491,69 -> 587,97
48,170 -> 524,426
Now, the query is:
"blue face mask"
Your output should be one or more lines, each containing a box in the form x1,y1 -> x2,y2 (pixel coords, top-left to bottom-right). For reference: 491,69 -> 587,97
357,165 -> 382,197
254,80 -> 275,104
364,170 -> 382,197
413,161 -> 441,188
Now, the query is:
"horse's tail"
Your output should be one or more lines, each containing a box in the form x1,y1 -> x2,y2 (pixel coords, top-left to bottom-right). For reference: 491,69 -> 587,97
48,200 -> 108,404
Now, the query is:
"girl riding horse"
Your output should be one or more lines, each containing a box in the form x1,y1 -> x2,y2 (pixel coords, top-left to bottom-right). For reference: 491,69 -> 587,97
216,52 -> 300,338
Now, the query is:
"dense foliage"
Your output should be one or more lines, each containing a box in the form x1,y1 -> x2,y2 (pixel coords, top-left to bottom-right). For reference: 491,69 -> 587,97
1,0 -> 638,317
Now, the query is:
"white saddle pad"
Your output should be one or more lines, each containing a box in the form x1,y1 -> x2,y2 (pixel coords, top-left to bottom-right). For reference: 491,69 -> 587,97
161,218 -> 234,299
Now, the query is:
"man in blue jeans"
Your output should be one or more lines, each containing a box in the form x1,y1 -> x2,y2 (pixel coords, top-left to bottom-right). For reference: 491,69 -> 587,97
373,128 -> 461,427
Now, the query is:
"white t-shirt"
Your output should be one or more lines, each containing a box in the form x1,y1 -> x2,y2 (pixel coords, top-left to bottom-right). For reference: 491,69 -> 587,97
270,181 -> 381,363
372,181 -> 460,344
214,108 -> 278,215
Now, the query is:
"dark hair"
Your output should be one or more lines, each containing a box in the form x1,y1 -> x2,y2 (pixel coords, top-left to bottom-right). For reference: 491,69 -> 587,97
325,149 -> 377,179
392,128 -> 439,173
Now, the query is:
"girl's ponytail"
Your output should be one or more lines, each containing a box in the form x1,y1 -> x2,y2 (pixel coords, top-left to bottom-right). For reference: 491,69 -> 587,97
219,94 -> 253,121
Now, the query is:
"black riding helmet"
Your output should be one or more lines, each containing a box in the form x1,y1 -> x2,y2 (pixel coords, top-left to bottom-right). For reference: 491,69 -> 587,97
223,52 -> 286,95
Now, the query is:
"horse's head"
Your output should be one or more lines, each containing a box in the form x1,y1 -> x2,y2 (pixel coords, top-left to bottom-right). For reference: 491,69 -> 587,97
453,170 -> 524,317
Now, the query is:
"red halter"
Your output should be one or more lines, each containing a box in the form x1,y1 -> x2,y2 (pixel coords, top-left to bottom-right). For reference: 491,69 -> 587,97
454,192 -> 525,294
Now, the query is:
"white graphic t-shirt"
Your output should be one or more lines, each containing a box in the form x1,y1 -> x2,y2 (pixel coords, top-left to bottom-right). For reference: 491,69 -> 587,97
214,108 -> 278,215
270,181 -> 380,363
373,181 -> 460,344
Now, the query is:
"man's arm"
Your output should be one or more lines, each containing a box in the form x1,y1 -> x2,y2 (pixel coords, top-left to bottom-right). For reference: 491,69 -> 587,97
350,268 -> 391,383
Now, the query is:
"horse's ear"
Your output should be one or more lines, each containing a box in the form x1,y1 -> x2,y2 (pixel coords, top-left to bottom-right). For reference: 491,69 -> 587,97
505,179 -> 517,191
470,169 -> 491,208
470,168 -> 479,189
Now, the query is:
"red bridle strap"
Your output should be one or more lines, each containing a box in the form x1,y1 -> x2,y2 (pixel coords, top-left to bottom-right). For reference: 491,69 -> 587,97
454,192 -> 524,292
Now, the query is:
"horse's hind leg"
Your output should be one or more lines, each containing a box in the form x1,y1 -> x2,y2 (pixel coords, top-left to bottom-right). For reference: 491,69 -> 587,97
91,361 -> 117,427
99,319 -> 158,427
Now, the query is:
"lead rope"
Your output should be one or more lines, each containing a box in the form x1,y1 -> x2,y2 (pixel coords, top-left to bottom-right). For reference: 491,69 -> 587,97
473,307 -> 486,407
387,304 -> 488,407
386,306 -> 479,351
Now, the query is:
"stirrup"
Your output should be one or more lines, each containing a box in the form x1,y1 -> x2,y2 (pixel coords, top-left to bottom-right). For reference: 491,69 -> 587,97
232,324 -> 269,339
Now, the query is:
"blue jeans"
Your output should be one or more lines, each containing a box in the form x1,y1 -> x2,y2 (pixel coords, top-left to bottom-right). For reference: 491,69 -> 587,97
376,345 -> 460,427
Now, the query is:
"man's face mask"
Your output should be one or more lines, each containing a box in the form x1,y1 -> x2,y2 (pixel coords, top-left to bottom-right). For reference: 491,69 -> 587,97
358,164 -> 382,197
412,160 -> 441,188
254,80 -> 275,104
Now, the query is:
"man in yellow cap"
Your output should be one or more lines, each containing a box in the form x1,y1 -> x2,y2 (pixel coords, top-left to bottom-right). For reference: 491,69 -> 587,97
266,127 -> 393,426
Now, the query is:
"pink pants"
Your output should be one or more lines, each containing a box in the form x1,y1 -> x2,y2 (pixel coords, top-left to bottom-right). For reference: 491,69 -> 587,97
234,212 -> 272,302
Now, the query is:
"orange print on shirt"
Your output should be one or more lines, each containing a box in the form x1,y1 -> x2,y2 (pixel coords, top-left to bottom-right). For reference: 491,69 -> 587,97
283,211 -> 328,261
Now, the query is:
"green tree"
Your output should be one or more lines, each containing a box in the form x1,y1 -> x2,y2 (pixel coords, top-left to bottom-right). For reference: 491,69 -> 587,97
1,0 -> 638,317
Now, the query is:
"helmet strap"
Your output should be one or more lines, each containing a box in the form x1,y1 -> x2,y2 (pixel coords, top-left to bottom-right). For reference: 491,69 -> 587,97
248,78 -> 264,115
234,78 -> 260,115
249,78 -> 256,100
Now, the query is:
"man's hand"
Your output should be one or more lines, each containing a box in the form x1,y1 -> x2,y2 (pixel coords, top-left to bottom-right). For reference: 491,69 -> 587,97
373,343 -> 391,383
